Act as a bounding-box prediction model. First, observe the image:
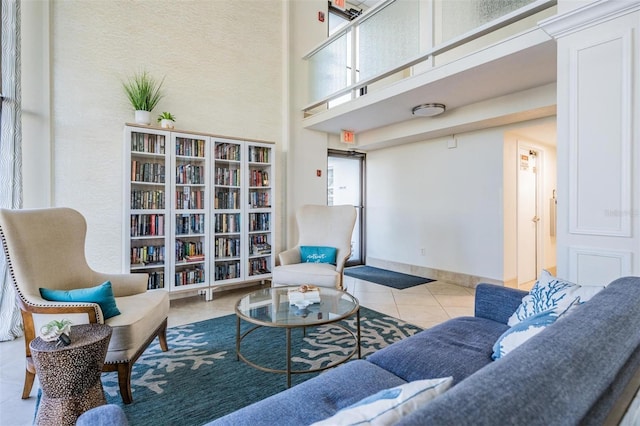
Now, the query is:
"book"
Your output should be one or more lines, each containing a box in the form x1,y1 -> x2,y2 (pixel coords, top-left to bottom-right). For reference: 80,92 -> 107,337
288,285 -> 320,305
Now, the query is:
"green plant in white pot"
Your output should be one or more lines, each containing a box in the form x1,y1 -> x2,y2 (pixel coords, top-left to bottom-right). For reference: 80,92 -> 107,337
122,70 -> 165,125
157,111 -> 176,129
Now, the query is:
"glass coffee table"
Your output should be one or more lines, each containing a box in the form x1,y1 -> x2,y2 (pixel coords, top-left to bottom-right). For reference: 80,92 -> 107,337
235,286 -> 360,387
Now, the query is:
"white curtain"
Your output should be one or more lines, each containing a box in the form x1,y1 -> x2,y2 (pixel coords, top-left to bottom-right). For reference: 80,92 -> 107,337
0,0 -> 24,341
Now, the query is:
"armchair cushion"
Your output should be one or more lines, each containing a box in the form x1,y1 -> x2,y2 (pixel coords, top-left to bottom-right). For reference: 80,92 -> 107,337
300,246 -> 337,265
273,263 -> 340,288
40,281 -> 121,319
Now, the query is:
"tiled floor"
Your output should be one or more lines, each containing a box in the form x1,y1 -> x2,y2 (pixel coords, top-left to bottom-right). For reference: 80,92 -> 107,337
0,276 -> 480,426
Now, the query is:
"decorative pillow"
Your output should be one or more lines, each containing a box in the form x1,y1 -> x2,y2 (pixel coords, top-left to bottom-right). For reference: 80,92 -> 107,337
493,297 -> 579,360
507,270 -> 604,327
40,281 -> 121,320
300,246 -> 337,265
311,377 -> 453,426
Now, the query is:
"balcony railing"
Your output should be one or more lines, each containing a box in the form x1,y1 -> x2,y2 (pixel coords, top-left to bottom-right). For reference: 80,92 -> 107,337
303,0 -> 557,116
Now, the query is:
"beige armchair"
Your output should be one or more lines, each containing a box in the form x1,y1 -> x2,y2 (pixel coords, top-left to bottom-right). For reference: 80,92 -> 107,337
272,204 -> 356,290
0,207 -> 169,404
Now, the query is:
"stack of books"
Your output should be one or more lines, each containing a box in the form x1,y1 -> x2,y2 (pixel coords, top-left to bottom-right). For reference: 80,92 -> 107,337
288,285 -> 320,306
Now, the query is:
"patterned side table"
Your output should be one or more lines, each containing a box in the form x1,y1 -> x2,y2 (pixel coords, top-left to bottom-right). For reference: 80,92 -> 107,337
30,323 -> 112,426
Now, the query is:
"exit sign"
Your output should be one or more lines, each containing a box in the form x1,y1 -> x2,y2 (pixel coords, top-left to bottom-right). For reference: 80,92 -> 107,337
341,130 -> 355,144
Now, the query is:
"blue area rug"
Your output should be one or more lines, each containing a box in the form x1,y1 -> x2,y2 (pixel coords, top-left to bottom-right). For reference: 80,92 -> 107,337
344,266 -> 435,289
102,307 -> 422,425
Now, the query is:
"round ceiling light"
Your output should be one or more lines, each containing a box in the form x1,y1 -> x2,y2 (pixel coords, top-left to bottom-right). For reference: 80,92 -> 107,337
412,103 -> 446,117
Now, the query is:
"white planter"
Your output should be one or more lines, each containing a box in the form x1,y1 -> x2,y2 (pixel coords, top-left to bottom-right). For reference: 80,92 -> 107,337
160,119 -> 175,129
134,110 -> 151,125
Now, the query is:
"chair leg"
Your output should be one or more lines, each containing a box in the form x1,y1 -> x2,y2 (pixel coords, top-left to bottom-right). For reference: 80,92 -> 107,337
117,362 -> 134,405
21,362 -> 36,399
158,319 -> 169,352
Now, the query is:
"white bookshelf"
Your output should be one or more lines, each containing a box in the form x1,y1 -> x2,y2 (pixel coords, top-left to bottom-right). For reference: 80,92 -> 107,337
124,124 -> 274,300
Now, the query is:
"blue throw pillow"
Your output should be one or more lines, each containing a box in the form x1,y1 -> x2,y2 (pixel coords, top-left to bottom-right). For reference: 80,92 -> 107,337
39,281 -> 121,320
300,246 -> 337,265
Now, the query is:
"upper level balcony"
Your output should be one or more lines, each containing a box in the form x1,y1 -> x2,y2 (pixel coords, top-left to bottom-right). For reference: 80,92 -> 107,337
302,0 -> 558,147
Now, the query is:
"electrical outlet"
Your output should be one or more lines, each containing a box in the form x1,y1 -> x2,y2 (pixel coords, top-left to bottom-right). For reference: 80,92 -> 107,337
420,248 -> 425,256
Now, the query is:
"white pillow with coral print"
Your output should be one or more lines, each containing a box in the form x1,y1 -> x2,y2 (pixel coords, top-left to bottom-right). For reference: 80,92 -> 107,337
507,270 -> 603,327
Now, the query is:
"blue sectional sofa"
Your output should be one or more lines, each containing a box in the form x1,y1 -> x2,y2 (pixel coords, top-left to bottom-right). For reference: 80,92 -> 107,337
79,277 -> 640,425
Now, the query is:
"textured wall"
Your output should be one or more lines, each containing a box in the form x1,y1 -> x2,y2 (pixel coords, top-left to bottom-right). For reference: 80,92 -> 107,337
50,0 -> 283,271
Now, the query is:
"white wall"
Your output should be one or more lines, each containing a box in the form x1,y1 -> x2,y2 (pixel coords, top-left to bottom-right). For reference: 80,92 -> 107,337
23,1 -> 284,272
367,128 -> 505,281
286,0 -> 333,247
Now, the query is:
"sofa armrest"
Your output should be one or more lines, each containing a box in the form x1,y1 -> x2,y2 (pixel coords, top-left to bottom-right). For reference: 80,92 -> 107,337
474,284 -> 527,325
278,247 -> 301,265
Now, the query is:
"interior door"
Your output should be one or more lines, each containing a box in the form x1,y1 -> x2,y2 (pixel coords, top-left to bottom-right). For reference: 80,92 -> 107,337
517,146 -> 539,286
327,150 -> 364,266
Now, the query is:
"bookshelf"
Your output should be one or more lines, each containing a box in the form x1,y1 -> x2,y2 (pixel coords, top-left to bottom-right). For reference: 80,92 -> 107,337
124,125 -> 274,300
212,138 -> 275,288
125,127 -> 170,291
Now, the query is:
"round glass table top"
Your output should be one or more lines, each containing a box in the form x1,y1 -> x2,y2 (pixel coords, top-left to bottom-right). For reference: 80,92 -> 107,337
235,286 -> 359,328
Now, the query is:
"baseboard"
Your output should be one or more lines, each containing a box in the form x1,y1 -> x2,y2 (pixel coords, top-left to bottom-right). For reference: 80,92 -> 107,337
364,258 -> 504,289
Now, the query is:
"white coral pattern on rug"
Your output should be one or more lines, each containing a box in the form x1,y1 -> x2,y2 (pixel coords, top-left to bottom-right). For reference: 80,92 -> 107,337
102,324 -> 227,397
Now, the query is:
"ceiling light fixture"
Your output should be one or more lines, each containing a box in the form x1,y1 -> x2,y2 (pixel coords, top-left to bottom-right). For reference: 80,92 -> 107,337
412,103 -> 446,117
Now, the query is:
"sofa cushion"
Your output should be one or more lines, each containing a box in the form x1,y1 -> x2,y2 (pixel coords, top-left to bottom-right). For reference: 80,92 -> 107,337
492,297 -> 579,360
39,281 -> 121,320
508,270 -> 603,326
311,377 -> 453,426
367,316 -> 508,384
208,360 -> 407,426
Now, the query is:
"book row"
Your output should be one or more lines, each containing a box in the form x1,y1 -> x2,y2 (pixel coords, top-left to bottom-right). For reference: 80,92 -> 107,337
214,261 -> 241,280
131,189 -> 165,210
131,214 -> 165,237
215,237 -> 241,258
176,189 -> 205,210
176,164 -> 205,185
249,257 -> 270,276
249,169 -> 269,187
214,189 -> 240,210
249,192 -> 270,209
214,167 -> 241,186
215,213 -> 241,233
132,161 -> 166,184
248,146 -> 270,163
175,266 -> 205,286
131,132 -> 166,154
215,143 -> 241,161
145,271 -> 165,290
176,214 -> 205,235
176,239 -> 204,261
175,137 -> 206,158
249,213 -> 271,232
130,244 -> 165,265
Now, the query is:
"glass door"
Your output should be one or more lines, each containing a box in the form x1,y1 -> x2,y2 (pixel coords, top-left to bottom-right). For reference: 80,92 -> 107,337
327,149 -> 365,266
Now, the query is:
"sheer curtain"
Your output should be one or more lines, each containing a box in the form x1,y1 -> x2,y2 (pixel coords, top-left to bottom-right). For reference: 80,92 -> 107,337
0,0 -> 23,341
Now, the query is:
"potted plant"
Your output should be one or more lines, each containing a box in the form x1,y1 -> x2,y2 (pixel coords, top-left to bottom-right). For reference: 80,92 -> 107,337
122,70 -> 165,125
157,111 -> 176,129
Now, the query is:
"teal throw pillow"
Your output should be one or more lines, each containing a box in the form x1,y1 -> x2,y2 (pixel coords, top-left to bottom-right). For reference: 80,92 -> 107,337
39,281 -> 121,320
311,377 -> 453,426
300,246 -> 337,265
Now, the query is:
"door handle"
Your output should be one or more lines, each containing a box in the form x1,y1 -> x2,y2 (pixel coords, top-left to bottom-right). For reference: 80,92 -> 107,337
532,216 -> 540,223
